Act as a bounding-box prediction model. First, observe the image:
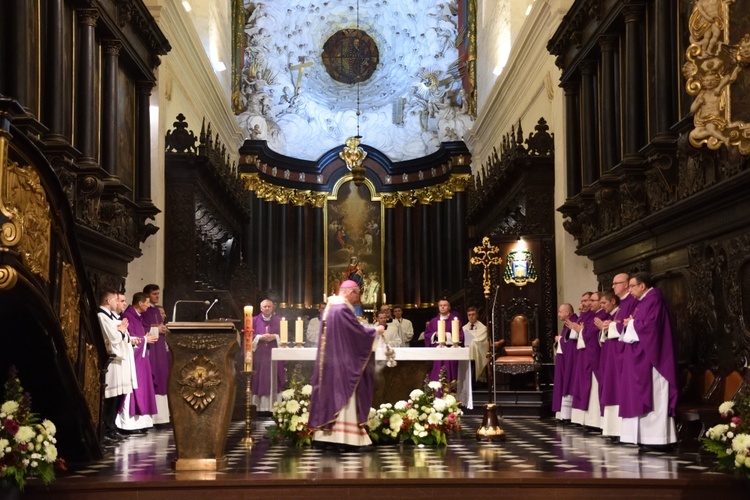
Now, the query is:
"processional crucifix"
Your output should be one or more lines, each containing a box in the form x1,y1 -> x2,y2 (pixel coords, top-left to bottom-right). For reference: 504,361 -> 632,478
470,236 -> 505,441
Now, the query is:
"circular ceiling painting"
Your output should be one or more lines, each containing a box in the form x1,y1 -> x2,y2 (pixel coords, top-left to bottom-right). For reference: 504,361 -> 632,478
322,29 -> 379,84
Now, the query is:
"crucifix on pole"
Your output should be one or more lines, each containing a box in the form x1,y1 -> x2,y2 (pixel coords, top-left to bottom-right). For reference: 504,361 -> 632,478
470,236 -> 505,441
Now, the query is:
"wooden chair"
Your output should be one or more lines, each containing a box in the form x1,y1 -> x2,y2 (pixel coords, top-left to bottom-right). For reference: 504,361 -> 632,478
493,298 -> 541,391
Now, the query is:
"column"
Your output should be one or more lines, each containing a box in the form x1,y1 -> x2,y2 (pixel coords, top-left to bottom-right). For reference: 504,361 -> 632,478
253,195 -> 265,286
293,202 -> 305,308
419,202 -> 433,305
383,198 -> 397,303
654,0 -> 676,140
444,196 -> 455,292
136,82 -> 154,202
622,4 -> 647,160
43,0 -> 65,141
265,201 -> 276,293
579,60 -> 599,185
6,0 -> 36,112
432,201 -> 444,297
75,9 -> 99,166
311,199 -> 324,303
598,36 -> 620,170
101,41 -> 121,177
453,189 -> 467,290
277,201 -> 289,307
403,201 -> 415,306
561,80 -> 582,196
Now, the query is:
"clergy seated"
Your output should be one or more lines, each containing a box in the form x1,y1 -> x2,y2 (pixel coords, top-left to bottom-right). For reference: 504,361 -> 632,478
493,307 -> 541,391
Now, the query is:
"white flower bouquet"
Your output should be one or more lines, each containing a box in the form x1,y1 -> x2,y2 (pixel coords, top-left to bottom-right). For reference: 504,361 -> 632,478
264,364 -> 314,447
1,367 -> 65,491
702,374 -> 750,477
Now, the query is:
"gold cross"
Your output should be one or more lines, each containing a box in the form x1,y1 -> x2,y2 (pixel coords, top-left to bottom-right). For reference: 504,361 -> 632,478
289,60 -> 314,95
470,236 -> 502,298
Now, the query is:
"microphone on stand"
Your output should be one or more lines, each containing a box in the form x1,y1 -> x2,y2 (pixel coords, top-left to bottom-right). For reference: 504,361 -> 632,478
205,299 -> 219,320
172,300 -> 210,323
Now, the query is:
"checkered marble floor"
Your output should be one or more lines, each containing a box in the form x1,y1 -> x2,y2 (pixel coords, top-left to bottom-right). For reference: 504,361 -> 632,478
58,416 -> 724,482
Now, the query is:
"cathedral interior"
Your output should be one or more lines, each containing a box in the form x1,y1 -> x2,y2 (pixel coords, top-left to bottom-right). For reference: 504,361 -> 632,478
1,0 -> 750,497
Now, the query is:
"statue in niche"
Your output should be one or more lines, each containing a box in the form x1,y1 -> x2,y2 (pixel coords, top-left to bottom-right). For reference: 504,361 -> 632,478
689,58 -> 740,148
688,0 -> 725,56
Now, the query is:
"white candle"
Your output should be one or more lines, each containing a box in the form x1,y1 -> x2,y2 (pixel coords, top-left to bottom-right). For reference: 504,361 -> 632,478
451,317 -> 460,345
243,306 -> 253,370
295,317 -> 303,344
280,318 -> 288,344
382,292 -> 387,304
437,319 -> 446,344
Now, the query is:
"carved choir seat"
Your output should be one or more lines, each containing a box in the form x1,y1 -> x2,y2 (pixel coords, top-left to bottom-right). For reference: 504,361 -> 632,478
493,298 -> 541,391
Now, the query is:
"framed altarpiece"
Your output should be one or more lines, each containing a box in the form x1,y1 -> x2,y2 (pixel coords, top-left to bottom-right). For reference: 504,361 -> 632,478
324,175 -> 385,311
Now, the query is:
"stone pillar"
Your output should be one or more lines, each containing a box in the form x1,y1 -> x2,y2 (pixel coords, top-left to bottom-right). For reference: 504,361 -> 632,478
253,196 -> 265,287
75,9 -> 99,166
579,60 -> 599,185
265,202 -> 276,293
383,197 -> 397,303
561,80 -> 582,196
454,189 -> 467,290
598,36 -> 620,171
403,201 -> 415,306
622,4 -> 647,160
101,41 -> 121,177
432,201 -> 444,297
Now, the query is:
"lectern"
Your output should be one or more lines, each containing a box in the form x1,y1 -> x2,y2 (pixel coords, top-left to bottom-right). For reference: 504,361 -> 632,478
166,321 -> 238,470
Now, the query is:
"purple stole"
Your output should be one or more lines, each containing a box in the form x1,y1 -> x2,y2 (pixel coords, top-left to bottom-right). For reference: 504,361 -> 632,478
141,305 -> 170,396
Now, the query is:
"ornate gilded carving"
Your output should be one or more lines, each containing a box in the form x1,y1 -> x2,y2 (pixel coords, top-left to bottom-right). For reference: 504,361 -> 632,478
2,161 -> 51,281
0,264 -> 18,290
381,193 -> 398,209
178,354 -> 222,413
684,0 -> 750,153
83,343 -> 101,426
174,334 -> 229,351
59,261 -> 81,365
470,236 -> 502,298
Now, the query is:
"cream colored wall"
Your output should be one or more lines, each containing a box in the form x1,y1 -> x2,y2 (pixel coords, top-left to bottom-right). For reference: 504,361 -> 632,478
467,0 -> 597,308
126,0 -> 243,296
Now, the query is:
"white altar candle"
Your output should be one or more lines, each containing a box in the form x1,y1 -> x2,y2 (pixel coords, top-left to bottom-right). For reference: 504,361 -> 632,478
295,317 -> 303,344
280,318 -> 288,344
438,319 -> 446,344
451,317 -> 460,345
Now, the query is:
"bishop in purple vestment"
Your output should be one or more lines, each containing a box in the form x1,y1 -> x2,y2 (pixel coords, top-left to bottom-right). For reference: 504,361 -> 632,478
551,304 -> 577,415
251,299 -> 285,410
424,299 -> 464,385
142,284 -> 171,425
309,280 -> 384,447
571,292 -> 608,413
121,294 -> 158,417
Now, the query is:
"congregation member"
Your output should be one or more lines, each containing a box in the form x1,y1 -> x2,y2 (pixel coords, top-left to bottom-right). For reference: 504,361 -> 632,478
117,292 -> 158,434
97,289 -> 136,443
463,307 -> 488,382
305,303 -> 326,346
570,292 -> 607,429
382,305 -> 413,347
597,273 -> 637,440
309,280 -> 384,450
424,298 -> 464,385
252,299 -> 284,411
141,284 -> 171,426
552,303 -> 577,422
620,272 -> 678,451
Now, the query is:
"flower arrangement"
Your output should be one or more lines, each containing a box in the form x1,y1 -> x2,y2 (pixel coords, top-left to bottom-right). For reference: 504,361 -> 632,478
264,364 -> 314,447
1,367 -> 65,491
701,376 -> 750,477
367,371 -> 463,446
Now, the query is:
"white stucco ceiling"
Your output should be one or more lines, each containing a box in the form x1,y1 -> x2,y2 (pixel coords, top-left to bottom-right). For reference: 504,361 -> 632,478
239,0 -> 473,162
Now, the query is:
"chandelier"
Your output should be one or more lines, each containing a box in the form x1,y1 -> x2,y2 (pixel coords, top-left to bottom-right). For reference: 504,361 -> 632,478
339,0 -> 367,186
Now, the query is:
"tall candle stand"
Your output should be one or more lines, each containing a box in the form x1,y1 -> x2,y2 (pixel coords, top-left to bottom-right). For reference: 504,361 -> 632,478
240,367 -> 254,448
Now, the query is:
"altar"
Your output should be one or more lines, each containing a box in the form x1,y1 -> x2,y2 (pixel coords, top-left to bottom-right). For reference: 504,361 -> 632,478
270,346 -> 473,409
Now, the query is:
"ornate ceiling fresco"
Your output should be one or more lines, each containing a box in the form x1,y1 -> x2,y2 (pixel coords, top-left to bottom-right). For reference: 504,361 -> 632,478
238,0 -> 473,162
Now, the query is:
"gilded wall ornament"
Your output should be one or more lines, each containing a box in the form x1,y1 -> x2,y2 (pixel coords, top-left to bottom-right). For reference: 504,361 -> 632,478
178,355 -> 222,413
59,261 -> 81,364
684,1 -> 750,154
0,264 -> 18,290
83,343 -> 101,426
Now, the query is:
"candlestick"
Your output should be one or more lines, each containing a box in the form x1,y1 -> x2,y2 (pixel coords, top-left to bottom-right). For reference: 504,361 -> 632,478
437,319 -> 446,345
280,318 -> 288,345
451,317 -> 460,347
295,317 -> 303,345
243,306 -> 253,371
